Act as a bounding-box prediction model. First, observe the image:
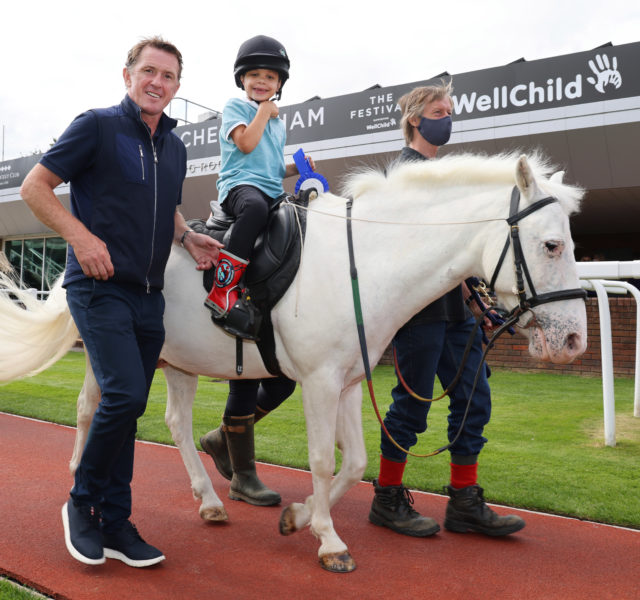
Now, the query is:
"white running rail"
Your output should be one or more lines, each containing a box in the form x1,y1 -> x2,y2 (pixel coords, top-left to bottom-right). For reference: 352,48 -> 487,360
577,261 -> 640,446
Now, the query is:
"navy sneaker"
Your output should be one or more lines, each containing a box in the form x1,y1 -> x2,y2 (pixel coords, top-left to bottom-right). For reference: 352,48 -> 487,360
103,521 -> 165,568
61,499 -> 105,565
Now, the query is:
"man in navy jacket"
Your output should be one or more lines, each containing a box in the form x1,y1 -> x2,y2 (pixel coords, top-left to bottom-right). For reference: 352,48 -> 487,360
21,37 -> 221,568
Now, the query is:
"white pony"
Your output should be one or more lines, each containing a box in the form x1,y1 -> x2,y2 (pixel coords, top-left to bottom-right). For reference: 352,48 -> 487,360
0,153 -> 587,572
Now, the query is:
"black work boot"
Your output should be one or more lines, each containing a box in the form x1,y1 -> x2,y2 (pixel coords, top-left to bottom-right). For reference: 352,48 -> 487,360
368,479 -> 440,537
444,484 -> 525,536
225,414 -> 281,506
200,407 -> 270,481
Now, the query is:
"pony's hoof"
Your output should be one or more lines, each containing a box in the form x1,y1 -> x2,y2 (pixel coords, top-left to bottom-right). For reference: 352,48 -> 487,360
199,505 -> 228,522
279,506 -> 297,536
319,551 -> 356,573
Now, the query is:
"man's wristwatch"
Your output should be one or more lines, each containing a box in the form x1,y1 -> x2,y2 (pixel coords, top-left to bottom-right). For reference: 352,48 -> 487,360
180,229 -> 193,247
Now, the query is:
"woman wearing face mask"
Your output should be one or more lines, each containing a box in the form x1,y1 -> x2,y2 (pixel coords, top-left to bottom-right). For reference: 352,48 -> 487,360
367,83 -> 526,539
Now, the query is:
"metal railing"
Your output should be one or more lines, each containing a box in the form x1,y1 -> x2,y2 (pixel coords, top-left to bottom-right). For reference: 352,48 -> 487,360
167,97 -> 221,125
576,261 -> 640,447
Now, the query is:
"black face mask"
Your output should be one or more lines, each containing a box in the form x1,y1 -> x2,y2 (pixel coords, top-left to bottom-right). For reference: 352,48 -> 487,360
416,115 -> 452,146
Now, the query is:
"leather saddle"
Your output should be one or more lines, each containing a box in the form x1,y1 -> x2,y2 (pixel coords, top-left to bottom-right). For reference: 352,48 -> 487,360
187,192 -> 310,374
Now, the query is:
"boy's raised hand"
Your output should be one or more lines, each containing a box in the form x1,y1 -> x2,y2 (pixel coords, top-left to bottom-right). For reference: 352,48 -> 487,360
258,100 -> 279,119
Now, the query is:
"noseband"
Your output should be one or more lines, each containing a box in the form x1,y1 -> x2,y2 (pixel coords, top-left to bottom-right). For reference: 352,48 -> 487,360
488,187 -> 586,325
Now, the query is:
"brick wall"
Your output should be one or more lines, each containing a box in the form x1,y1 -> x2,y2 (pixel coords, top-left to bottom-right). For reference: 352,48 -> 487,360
379,297 -> 638,378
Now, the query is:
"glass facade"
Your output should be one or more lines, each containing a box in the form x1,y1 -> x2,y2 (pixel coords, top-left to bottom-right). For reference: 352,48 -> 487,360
3,237 -> 67,297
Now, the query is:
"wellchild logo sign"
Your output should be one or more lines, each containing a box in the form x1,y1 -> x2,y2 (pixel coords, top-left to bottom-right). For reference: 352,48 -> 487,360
449,46 -> 635,120
280,43 -> 640,144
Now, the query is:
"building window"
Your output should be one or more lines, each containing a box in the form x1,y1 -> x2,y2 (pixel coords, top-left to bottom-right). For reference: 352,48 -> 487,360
2,236 -> 67,297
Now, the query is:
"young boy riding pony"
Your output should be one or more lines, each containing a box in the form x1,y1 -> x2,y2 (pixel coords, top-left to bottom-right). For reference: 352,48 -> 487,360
204,34 -> 314,340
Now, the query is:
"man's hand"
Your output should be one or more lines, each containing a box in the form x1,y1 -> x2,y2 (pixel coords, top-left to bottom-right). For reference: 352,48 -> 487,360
73,232 -> 114,280
183,232 -> 223,271
466,296 -> 500,330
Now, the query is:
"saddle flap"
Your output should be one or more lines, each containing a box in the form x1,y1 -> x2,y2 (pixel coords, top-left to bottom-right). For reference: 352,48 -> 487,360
246,203 -> 296,284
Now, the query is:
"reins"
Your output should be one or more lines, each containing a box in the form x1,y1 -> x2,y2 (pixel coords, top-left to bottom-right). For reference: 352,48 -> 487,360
391,312 -> 486,403
346,186 -> 587,458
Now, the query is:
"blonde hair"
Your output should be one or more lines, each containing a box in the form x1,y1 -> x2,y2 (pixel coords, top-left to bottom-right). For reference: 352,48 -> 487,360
399,80 -> 453,144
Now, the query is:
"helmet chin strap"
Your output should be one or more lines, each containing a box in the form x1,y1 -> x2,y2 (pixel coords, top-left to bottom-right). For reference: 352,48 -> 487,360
248,92 -> 280,103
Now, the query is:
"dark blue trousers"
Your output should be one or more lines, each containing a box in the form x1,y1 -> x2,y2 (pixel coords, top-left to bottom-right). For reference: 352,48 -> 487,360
381,317 -> 491,463
66,279 -> 165,532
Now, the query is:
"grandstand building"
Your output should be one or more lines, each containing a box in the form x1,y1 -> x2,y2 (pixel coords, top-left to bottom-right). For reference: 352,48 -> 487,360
2,40 -> 639,296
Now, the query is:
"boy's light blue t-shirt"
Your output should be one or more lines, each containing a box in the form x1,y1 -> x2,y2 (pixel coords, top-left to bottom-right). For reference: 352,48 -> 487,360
216,97 -> 286,204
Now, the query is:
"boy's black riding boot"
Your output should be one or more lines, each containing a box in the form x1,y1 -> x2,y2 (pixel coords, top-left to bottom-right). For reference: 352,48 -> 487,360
200,407 -> 270,481
225,414 -> 281,506
444,484 -> 525,536
368,479 -> 440,537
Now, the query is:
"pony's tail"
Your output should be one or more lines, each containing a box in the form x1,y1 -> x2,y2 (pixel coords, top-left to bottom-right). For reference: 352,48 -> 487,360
0,273 -> 79,382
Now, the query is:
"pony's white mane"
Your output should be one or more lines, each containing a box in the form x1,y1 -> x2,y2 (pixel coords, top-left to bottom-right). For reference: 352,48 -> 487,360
341,152 -> 583,215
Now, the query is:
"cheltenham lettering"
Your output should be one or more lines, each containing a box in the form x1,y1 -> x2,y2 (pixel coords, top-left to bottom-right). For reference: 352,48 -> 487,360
281,107 -> 324,130
453,75 -> 583,114
180,125 -> 218,148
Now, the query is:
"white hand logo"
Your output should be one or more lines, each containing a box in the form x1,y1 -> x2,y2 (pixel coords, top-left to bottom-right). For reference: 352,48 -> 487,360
587,54 -> 622,93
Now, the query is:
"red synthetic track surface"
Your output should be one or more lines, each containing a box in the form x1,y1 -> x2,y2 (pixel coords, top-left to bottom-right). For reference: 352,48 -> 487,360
1,411 -> 639,600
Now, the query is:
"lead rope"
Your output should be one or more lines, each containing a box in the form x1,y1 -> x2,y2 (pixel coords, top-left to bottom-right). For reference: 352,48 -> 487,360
346,199 -> 513,457
392,309 -> 487,403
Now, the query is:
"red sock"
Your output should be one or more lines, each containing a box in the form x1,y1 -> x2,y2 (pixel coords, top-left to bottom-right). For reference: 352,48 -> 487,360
378,455 -> 407,487
450,462 -> 478,489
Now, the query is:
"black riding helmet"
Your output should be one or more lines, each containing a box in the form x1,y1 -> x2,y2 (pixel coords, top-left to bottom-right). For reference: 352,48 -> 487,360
234,35 -> 290,100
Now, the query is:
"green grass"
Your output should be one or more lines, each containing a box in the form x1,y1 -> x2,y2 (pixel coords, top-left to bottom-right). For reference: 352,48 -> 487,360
0,578 -> 48,599
1,351 -> 639,528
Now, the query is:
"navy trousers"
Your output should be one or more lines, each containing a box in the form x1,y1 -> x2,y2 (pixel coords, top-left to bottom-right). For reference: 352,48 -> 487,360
66,279 -> 165,532
381,317 -> 491,463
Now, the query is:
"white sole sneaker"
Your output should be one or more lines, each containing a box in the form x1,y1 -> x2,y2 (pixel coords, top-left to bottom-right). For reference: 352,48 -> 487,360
103,547 -> 165,568
61,502 -> 105,565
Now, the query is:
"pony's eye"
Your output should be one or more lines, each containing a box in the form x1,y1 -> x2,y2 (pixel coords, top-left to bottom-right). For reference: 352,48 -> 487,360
544,240 -> 564,256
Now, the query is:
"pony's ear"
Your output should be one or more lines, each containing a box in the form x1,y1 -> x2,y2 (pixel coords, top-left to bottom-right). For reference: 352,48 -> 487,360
550,170 -> 565,183
515,155 -> 542,201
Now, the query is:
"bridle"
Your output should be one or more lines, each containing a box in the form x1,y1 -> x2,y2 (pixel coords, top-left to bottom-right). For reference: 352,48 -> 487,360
346,185 -> 587,457
487,186 -> 587,328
